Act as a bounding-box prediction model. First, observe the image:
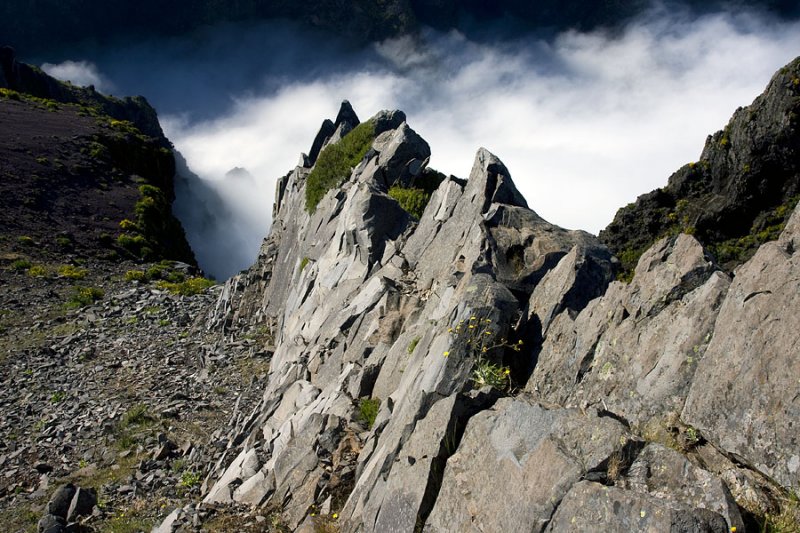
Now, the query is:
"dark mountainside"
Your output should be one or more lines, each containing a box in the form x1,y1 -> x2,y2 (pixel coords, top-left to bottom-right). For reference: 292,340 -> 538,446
601,56 -> 800,276
2,0 -> 799,57
0,46 -> 194,265
0,46 -> 799,533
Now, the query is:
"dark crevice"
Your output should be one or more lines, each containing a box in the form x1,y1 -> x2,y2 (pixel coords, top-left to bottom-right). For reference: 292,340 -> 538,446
597,408 -> 632,430
743,290 -> 773,303
575,340 -> 600,384
510,314 -> 542,387
413,390 -> 500,531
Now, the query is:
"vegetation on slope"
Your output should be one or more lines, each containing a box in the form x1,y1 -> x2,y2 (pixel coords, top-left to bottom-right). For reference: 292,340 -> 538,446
305,120 -> 376,213
388,168 -> 446,220
601,57 -> 800,279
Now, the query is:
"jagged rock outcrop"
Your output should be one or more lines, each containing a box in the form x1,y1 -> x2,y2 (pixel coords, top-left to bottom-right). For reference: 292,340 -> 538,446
163,57 -> 800,532
528,233 -> 730,430
194,104 -> 611,531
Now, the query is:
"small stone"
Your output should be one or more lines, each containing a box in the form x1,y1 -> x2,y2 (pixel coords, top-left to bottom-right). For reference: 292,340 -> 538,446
47,484 -> 76,519
66,487 -> 97,522
37,514 -> 65,533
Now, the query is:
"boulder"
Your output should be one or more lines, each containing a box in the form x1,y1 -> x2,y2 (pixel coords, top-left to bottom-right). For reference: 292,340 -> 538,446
425,398 -> 630,532
547,481 -> 729,532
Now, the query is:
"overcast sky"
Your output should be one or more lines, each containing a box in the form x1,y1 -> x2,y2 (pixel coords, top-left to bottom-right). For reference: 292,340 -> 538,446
42,6 -> 800,278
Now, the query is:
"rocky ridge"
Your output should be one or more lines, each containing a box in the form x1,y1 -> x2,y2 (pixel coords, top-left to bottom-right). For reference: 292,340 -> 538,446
158,59 -> 799,533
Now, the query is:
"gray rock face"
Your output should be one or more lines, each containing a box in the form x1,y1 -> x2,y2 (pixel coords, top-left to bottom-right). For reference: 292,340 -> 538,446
683,203 -> 800,488
201,108 -> 610,532
425,398 -> 629,533
621,444 -> 744,531
528,234 -> 730,431
547,481 -> 729,533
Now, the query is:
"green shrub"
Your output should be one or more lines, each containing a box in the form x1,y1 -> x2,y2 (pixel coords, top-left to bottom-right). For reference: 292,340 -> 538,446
55,236 -> 73,248
358,398 -> 380,429
119,219 -> 138,231
388,187 -> 430,219
179,470 -> 201,489
120,404 -> 151,427
50,391 -> 67,404
107,118 -> 141,135
0,88 -> 21,100
306,120 -> 376,212
27,265 -> 49,278
472,360 -> 511,389
300,257 -> 310,272
57,264 -> 88,279
124,270 -> 146,282
17,236 -> 34,246
145,262 -> 169,280
10,259 -> 31,271
116,233 -> 151,259
156,277 -> 215,296
66,286 -> 104,308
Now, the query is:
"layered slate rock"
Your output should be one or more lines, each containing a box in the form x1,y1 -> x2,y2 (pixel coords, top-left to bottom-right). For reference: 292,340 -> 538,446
528,233 -> 730,431
425,398 -> 630,532
201,105 -> 610,531
683,203 -> 800,488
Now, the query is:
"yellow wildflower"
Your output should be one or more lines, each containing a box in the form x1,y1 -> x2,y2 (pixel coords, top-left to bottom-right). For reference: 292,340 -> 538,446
504,368 -> 510,375
333,513 -> 339,520
443,351 -> 450,357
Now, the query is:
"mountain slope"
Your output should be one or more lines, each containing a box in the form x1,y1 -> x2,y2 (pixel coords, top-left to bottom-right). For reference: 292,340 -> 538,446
0,47 -> 194,265
600,56 -> 800,275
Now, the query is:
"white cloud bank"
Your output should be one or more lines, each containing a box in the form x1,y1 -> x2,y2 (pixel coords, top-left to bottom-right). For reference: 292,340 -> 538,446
41,60 -> 112,92
44,8 -> 800,278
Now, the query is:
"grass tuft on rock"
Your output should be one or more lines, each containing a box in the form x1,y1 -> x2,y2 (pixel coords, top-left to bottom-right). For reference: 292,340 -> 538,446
305,120 -> 375,213
357,398 -> 380,430
389,187 -> 430,220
